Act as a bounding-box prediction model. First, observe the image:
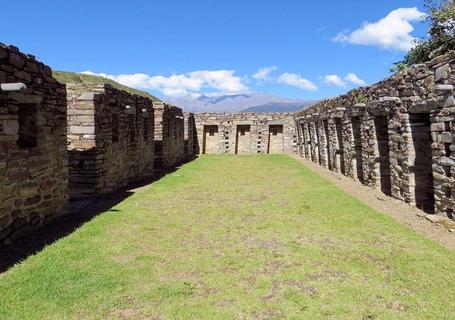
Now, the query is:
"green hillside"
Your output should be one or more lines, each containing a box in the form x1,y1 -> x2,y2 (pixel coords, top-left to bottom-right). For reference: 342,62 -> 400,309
53,70 -> 161,102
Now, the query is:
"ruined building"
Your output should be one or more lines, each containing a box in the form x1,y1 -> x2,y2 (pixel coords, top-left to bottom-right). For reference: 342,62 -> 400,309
0,44 -> 68,241
153,102 -> 186,168
66,83 -> 155,199
193,113 -> 297,155
184,112 -> 198,158
0,43 -> 454,244
295,51 -> 455,219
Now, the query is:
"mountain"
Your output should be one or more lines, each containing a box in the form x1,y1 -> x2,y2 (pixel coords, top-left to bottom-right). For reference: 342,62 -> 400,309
163,92 -> 311,113
242,101 -> 314,113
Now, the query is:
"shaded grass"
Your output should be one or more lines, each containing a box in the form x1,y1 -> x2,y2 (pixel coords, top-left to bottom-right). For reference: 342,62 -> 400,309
1,155 -> 454,319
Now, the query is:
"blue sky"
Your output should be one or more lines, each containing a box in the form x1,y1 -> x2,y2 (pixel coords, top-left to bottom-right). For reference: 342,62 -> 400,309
1,0 -> 428,100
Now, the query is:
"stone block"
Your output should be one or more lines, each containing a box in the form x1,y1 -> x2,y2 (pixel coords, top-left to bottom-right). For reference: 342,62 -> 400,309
2,119 -> 18,135
69,125 -> 95,134
0,44 -> 68,243
435,64 -> 451,82
440,132 -> 454,144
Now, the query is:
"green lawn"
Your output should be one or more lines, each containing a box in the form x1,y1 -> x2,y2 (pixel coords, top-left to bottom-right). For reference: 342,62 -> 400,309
1,155 -> 455,319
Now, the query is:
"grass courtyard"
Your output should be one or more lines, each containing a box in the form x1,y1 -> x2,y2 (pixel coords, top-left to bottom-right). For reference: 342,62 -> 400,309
1,155 -> 454,319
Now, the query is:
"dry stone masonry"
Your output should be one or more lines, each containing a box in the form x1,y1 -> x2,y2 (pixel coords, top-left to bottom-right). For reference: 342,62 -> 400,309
184,112 -> 198,158
153,102 -> 186,168
66,83 -> 155,199
193,113 -> 297,155
295,51 -> 455,219
1,44 -> 454,244
0,44 -> 68,242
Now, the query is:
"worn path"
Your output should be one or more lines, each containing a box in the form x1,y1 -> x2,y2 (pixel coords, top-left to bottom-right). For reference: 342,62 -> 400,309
1,155 -> 454,319
292,155 -> 455,251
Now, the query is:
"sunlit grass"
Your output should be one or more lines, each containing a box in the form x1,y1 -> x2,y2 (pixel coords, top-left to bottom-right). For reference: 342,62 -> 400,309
1,155 -> 454,319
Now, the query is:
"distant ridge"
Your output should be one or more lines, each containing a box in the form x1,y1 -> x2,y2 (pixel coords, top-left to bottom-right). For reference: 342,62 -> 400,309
164,92 -> 311,113
53,71 -> 161,102
241,101 -> 314,113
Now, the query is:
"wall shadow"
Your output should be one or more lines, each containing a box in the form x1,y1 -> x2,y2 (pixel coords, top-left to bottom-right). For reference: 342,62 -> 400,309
0,164 -> 189,273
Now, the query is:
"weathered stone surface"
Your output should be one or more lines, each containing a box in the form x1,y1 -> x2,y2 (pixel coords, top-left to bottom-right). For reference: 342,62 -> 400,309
66,83 -> 158,199
153,102 -> 186,168
2,120 -> 19,135
435,64 -> 451,82
0,43 -> 68,243
69,125 -> 95,135
295,50 -> 455,219
193,113 -> 297,155
434,84 -> 454,92
441,132 -> 454,143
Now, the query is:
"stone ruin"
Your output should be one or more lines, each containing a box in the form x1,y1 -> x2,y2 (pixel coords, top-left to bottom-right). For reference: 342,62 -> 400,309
66,83 -> 156,199
193,113 -> 297,155
0,43 -> 454,244
0,44 -> 68,241
295,51 -> 455,219
153,102 -> 186,168
184,112 -> 199,158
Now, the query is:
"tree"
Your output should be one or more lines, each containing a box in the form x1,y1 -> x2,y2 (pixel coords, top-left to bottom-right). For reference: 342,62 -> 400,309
393,0 -> 454,71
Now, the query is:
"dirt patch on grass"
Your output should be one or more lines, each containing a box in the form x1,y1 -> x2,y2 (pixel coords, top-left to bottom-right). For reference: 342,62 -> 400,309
262,279 -> 318,303
252,309 -> 284,320
292,156 -> 455,251
307,269 -> 348,281
386,300 -> 409,312
216,299 -> 236,308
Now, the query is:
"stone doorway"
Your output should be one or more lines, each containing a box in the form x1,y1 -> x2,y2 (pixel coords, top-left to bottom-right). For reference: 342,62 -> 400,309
203,125 -> 219,154
334,118 -> 345,174
268,125 -> 284,154
409,113 -> 434,213
315,124 -> 323,166
351,117 -> 364,182
374,116 -> 391,195
235,125 -> 251,154
17,103 -> 38,149
308,124 -> 316,162
323,120 -> 332,170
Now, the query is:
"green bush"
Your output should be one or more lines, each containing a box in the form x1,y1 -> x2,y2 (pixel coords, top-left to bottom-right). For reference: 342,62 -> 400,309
393,0 -> 455,71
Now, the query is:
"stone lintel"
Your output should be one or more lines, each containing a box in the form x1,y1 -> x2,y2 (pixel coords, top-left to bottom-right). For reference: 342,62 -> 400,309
233,120 -> 254,125
379,96 -> 401,104
268,121 -> 285,125
434,84 -> 454,92
77,92 -> 101,101
408,100 -> 440,114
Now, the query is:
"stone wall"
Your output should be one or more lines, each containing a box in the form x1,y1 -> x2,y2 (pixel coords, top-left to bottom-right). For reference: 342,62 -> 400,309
184,112 -> 198,158
67,83 -> 155,199
2,42 -> 453,244
0,44 -> 68,242
193,112 -> 297,155
295,51 -> 455,219
153,102 -> 185,168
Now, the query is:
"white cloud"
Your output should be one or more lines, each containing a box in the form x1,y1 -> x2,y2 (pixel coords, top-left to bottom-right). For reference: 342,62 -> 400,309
345,73 -> 366,86
277,73 -> 318,91
253,66 -> 277,81
188,70 -> 248,93
322,73 -> 366,87
324,74 -> 345,87
252,67 -> 319,91
81,70 -> 248,96
334,7 -> 425,51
